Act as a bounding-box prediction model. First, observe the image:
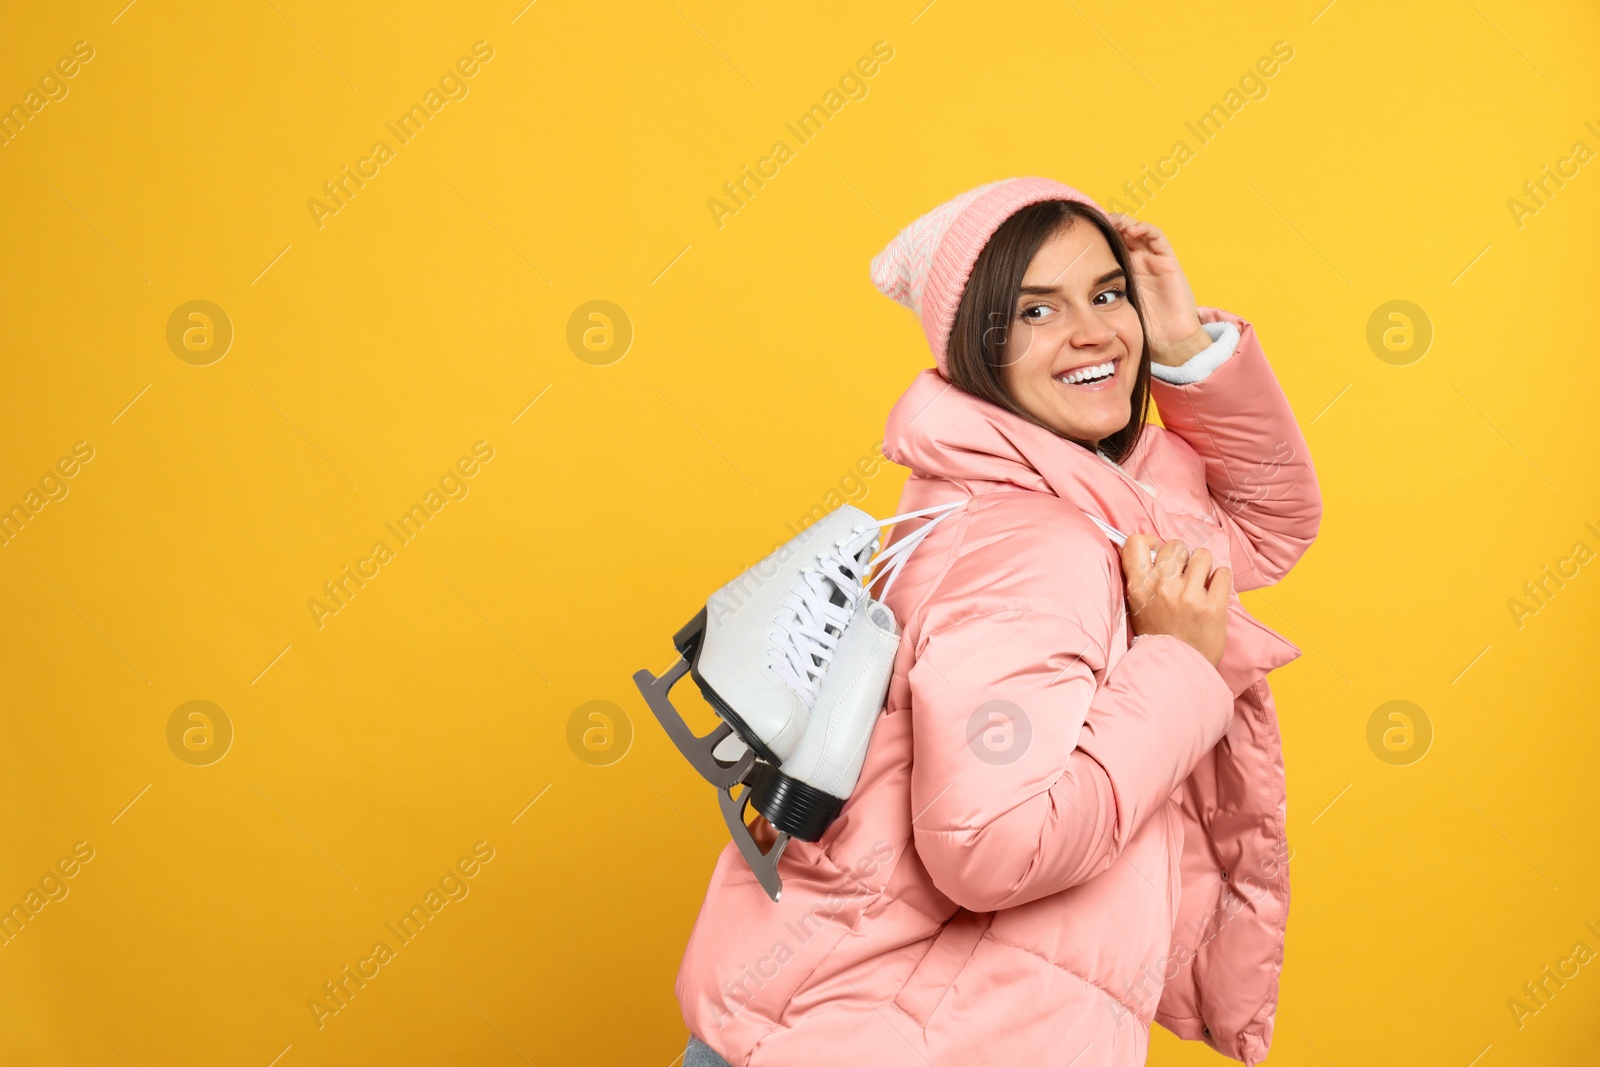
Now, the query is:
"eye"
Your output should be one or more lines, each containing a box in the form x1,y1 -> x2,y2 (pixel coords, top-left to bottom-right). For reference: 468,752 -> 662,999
1094,287 -> 1127,306
1018,303 -> 1054,322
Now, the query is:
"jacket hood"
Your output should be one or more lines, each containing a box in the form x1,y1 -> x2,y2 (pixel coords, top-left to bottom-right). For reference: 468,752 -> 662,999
884,366 -> 1159,528
882,361 -> 1304,701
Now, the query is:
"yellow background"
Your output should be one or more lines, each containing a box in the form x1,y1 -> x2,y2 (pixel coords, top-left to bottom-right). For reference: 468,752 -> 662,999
1,0 -> 1598,1064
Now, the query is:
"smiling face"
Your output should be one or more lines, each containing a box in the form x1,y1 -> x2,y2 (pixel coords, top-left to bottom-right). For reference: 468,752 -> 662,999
995,220 -> 1145,449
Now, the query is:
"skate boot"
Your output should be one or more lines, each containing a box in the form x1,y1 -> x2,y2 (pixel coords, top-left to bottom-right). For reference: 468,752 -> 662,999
633,499 -> 965,900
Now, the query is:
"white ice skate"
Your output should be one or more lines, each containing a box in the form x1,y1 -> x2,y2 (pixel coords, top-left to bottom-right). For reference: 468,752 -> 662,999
633,499 -> 966,901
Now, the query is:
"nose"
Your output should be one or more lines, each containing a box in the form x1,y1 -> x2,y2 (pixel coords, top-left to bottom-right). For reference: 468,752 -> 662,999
1067,312 -> 1118,349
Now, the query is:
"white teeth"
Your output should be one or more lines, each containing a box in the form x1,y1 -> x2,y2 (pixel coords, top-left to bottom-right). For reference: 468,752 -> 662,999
1056,360 -> 1115,385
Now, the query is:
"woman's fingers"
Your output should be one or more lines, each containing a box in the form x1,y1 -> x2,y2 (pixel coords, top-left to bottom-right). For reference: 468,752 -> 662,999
1121,534 -> 1168,614
1181,547 -> 1212,599
1109,213 -> 1161,240
1121,533 -> 1155,589
1109,213 -> 1181,266
1108,213 -> 1156,247
1124,536 -> 1233,608
1153,538 -> 1190,581
1207,565 -> 1233,603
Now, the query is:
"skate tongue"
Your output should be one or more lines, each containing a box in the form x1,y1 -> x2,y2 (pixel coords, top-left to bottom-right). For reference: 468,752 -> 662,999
842,527 -> 880,577
821,528 -> 878,612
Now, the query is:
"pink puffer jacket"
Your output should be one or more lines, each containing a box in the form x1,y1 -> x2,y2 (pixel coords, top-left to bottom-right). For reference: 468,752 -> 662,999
675,305 -> 1321,1066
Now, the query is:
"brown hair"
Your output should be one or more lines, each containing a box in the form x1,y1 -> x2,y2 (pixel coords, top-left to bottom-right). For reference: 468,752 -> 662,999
944,200 -> 1152,465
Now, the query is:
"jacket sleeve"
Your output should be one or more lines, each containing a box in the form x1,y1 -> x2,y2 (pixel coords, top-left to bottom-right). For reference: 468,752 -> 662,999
1146,306 -> 1322,593
1149,319 -> 1239,386
907,555 -> 1236,912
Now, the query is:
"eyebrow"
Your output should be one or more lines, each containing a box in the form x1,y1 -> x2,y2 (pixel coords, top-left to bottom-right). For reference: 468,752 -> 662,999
1018,268 -> 1126,296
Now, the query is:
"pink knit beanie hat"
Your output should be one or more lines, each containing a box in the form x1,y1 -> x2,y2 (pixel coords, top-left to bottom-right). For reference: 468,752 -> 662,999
870,177 -> 1108,377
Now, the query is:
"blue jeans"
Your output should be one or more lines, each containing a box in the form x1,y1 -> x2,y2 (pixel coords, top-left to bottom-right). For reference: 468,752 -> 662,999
685,1034 -> 734,1067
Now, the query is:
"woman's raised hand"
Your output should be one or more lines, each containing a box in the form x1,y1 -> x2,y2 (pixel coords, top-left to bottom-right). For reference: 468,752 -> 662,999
1104,213 -> 1210,365
1120,534 -> 1230,668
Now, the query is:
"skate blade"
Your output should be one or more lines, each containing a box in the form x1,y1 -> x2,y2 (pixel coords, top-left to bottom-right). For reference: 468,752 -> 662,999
718,783 -> 789,902
632,655 -> 755,790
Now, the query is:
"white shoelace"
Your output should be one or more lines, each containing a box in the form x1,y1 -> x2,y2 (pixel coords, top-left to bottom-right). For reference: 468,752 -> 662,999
765,501 -> 965,706
1085,512 -> 1160,563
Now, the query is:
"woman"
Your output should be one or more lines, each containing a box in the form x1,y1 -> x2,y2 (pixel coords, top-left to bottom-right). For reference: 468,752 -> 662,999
675,177 -> 1321,1067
